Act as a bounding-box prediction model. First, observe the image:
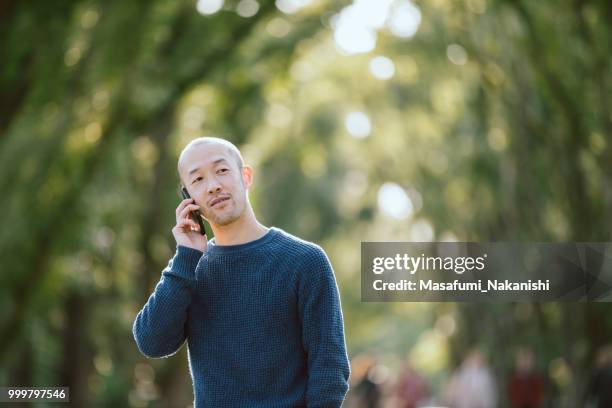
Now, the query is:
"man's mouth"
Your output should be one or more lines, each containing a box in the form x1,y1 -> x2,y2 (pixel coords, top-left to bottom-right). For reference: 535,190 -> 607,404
209,196 -> 230,208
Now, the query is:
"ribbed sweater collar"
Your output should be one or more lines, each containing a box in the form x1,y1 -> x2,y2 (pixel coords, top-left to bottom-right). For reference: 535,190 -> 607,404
206,227 -> 280,256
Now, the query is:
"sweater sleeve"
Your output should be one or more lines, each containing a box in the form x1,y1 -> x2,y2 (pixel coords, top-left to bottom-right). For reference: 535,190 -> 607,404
297,246 -> 350,408
133,245 -> 203,358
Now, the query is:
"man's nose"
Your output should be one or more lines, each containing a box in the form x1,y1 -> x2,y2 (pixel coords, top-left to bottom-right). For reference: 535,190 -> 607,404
206,178 -> 222,194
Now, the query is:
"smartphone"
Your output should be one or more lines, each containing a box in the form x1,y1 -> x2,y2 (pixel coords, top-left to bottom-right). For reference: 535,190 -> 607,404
180,186 -> 208,236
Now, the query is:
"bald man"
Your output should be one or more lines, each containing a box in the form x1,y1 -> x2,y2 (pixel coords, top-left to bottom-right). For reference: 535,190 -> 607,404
133,137 -> 350,407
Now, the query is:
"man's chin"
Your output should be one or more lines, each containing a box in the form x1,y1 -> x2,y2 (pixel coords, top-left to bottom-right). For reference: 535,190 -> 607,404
207,205 -> 245,227
209,214 -> 239,227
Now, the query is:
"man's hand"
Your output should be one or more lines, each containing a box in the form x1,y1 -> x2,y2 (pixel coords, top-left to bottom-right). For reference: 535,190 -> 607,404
172,198 -> 208,252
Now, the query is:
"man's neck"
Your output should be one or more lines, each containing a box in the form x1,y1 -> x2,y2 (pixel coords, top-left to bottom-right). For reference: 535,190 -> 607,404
210,209 -> 268,246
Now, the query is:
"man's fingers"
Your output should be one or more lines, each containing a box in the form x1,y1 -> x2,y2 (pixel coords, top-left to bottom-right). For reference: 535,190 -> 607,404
176,219 -> 198,230
174,199 -> 203,235
175,198 -> 194,216
179,204 -> 200,221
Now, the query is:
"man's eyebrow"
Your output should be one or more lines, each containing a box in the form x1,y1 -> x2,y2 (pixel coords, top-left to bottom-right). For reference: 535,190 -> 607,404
187,159 -> 229,175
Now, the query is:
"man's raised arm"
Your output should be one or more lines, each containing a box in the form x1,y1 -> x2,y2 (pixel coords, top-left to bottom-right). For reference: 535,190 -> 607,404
133,245 -> 202,358
133,197 -> 208,358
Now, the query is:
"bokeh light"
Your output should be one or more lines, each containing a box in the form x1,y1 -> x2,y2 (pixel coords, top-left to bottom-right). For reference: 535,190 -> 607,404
369,56 -> 396,80
377,182 -> 414,219
236,0 -> 259,18
345,111 -> 372,139
196,0 -> 224,15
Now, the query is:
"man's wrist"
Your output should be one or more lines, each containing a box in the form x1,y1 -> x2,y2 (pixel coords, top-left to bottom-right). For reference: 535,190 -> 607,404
169,245 -> 204,279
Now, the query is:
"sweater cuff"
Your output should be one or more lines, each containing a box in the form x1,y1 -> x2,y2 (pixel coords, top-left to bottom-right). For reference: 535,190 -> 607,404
169,245 -> 204,280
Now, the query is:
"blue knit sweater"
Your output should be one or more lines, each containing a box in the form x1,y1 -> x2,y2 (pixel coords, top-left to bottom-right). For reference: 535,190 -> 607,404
133,227 -> 350,407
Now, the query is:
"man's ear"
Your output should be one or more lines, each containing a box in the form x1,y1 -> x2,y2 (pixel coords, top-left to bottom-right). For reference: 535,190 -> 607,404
241,165 -> 253,189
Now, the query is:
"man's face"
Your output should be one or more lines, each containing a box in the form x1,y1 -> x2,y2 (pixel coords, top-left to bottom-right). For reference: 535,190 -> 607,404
178,143 -> 250,226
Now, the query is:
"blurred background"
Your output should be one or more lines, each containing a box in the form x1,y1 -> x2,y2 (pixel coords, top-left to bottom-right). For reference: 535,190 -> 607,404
1,0 -> 611,407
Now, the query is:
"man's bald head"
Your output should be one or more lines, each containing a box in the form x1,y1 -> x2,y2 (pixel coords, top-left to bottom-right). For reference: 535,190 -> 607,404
177,137 -> 244,183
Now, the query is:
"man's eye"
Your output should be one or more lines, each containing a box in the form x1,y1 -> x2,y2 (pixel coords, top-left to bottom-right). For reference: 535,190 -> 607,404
218,168 -> 229,174
192,176 -> 202,184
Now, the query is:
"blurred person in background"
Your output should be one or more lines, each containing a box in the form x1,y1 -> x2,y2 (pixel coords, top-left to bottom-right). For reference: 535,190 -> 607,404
587,345 -> 612,408
507,347 -> 544,408
395,359 -> 429,408
132,137 -> 350,407
349,354 -> 383,408
445,349 -> 497,408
